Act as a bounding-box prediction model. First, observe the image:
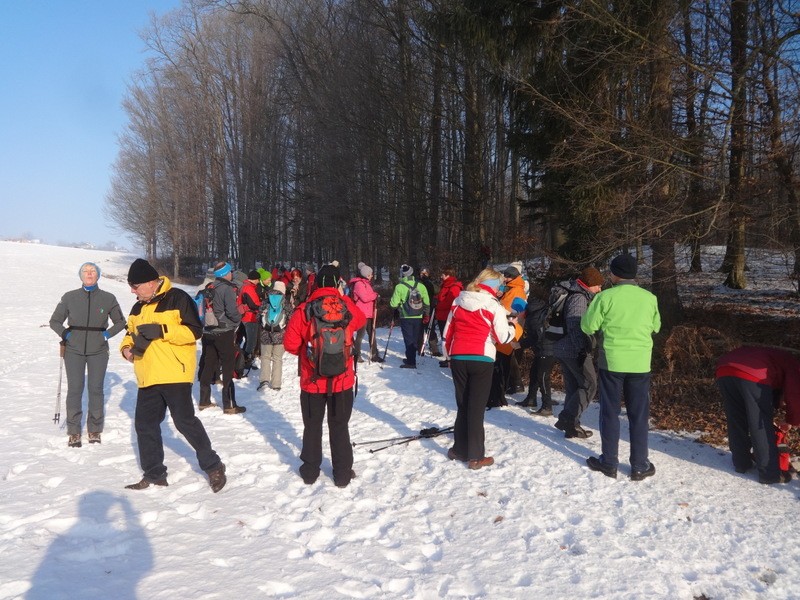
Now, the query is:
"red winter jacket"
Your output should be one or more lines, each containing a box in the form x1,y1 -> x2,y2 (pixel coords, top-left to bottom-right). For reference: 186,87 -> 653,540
715,346 -> 800,425
239,280 -> 261,323
283,287 -> 367,394
435,276 -> 463,322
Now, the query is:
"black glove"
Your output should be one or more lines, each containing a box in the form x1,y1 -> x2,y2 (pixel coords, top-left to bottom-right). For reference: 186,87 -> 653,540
131,334 -> 152,357
577,351 -> 588,364
137,323 -> 165,340
393,309 -> 400,320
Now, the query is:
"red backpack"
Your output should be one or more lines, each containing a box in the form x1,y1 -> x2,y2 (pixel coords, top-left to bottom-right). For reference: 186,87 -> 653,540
305,294 -> 353,380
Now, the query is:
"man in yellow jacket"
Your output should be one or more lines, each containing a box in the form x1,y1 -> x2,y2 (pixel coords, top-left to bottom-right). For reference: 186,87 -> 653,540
120,258 -> 227,493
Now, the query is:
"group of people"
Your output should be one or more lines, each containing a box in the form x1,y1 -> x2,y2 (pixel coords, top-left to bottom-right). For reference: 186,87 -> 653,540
50,253 -> 798,492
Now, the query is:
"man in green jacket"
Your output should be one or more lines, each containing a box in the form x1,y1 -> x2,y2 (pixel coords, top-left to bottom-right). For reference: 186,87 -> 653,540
581,254 -> 661,481
389,264 -> 430,369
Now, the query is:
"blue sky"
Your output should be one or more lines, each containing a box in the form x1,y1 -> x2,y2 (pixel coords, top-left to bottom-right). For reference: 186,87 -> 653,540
0,1 -> 181,249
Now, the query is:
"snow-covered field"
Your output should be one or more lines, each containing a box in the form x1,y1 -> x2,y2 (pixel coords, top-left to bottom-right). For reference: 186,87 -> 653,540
2,240 -> 799,600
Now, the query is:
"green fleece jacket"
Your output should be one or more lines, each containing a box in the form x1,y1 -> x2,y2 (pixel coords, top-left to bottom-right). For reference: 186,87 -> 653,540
389,276 -> 431,319
580,281 -> 661,373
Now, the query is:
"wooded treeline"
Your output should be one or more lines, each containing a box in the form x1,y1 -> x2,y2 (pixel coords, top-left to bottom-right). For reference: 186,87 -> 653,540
106,0 -> 800,325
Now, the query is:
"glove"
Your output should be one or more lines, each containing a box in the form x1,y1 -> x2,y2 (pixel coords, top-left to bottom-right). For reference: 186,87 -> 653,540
393,309 -> 400,320
61,328 -> 72,342
577,351 -> 588,364
131,334 -> 153,356
422,315 -> 430,325
103,331 -> 110,340
137,323 -> 165,340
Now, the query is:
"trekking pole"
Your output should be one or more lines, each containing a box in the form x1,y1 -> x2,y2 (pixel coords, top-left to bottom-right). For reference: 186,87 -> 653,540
368,299 -> 378,366
420,316 -> 435,357
353,426 -> 454,448
380,319 -> 395,369
54,342 -> 65,425
364,426 -> 455,453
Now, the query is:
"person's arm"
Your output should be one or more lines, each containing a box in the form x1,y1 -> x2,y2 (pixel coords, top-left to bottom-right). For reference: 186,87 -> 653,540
106,297 -> 127,338
283,308 -> 306,356
49,295 -> 70,340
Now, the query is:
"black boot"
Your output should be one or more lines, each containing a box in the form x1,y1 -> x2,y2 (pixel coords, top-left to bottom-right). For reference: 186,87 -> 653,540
515,396 -> 535,408
198,385 -> 214,410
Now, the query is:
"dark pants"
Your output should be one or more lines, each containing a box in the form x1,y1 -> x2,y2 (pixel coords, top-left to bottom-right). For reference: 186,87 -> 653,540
557,354 -> 597,427
64,350 -> 109,435
243,322 -> 258,358
528,353 -> 556,408
134,383 -> 221,481
598,369 -> 651,471
199,330 -> 237,407
399,318 -> 422,366
451,360 -> 494,460
488,353 -> 511,407
717,376 -> 779,479
299,388 -> 354,485
508,348 -> 525,390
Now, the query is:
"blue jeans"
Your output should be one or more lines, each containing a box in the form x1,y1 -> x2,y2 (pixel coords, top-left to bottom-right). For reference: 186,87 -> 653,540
598,369 -> 651,471
399,318 -> 422,365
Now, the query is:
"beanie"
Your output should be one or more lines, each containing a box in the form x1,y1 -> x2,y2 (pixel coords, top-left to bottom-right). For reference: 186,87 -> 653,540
578,266 -> 604,288
503,265 -> 521,279
257,268 -> 271,282
610,254 -> 637,279
78,262 -> 101,279
127,258 -> 159,285
360,264 -> 373,279
317,264 -> 340,289
247,269 -> 260,280
400,264 -> 413,278
214,262 -> 232,278
272,280 -> 286,294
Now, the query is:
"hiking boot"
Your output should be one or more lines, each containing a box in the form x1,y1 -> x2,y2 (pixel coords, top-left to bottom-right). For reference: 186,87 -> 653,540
68,434 -> 81,448
586,456 -> 617,479
532,407 -> 553,417
565,425 -> 593,439
335,469 -> 356,488
125,477 -> 168,490
630,462 -> 656,481
515,397 -> 535,408
506,385 -> 525,395
468,457 -> 494,470
198,402 -> 216,410
758,470 -> 791,484
223,405 -> 246,414
257,381 -> 270,392
439,360 -> 450,368
371,356 -> 384,363
447,447 -> 466,462
399,363 -> 416,369
431,352 -> 443,357
554,418 -> 568,432
87,432 -> 101,444
300,468 -> 318,485
208,464 -> 227,493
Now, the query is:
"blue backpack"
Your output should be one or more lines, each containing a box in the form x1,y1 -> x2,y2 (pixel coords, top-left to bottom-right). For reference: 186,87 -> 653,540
261,291 -> 287,332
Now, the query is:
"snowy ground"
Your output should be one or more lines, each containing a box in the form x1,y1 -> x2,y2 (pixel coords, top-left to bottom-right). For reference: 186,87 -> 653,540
2,240 -> 799,600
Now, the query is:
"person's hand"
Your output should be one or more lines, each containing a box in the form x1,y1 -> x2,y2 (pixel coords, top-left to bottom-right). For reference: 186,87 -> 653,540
422,315 -> 430,325
577,351 -> 587,364
132,334 -> 153,356
122,347 -> 134,362
61,328 -> 72,342
137,323 -> 164,340
393,309 -> 400,320
510,341 -> 521,350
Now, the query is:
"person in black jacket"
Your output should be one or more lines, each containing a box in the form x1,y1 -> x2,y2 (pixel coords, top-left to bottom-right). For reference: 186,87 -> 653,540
516,284 -> 557,416
50,262 -> 127,447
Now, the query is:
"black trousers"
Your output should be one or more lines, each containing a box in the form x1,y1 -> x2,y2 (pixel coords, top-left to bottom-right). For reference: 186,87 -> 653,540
199,329 -> 237,407
451,359 -> 494,460
488,353 -> 511,407
134,383 -> 221,481
299,388 -> 354,485
528,353 -> 556,408
717,376 -> 779,479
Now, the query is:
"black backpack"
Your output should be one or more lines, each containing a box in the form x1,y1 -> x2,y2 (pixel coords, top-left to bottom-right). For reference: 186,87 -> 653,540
543,283 -> 577,341
305,294 -> 353,379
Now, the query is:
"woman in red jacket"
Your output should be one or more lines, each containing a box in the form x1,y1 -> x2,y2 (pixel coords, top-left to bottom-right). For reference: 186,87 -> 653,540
443,268 -> 519,470
283,265 -> 366,488
715,346 -> 800,484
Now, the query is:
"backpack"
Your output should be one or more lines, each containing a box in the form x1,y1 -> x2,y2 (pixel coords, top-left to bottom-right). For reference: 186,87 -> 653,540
261,291 -> 287,332
543,283 -> 577,340
232,346 -> 247,379
402,281 -> 425,317
305,294 -> 353,379
195,283 -> 219,328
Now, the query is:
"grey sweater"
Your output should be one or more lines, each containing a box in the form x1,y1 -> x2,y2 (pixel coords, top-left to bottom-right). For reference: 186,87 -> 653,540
50,287 -> 127,355
552,280 -> 595,360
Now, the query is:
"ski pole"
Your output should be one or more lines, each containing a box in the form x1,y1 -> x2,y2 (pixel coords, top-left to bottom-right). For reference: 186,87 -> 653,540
353,426 -> 455,448
420,316 -> 435,357
368,299 -> 378,366
365,426 -> 455,453
54,342 -> 65,425
380,319 -> 395,369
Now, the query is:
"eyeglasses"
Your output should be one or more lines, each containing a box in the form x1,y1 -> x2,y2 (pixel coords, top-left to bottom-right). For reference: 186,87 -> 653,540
129,282 -> 145,290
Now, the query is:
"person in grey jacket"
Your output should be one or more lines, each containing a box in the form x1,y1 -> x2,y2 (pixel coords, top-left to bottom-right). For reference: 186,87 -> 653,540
198,262 -> 246,414
552,267 -> 604,439
49,262 -> 126,447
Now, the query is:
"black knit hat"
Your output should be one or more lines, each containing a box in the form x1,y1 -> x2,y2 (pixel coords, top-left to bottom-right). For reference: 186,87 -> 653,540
317,264 -> 340,289
610,254 -> 637,279
247,269 -> 260,280
127,258 -> 159,285
503,266 -> 521,278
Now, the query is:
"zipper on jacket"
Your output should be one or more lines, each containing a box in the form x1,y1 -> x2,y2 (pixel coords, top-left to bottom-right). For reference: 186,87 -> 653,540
84,290 -> 92,355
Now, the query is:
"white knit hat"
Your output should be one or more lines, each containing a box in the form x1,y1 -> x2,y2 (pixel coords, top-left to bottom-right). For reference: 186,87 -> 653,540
400,264 -> 413,277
